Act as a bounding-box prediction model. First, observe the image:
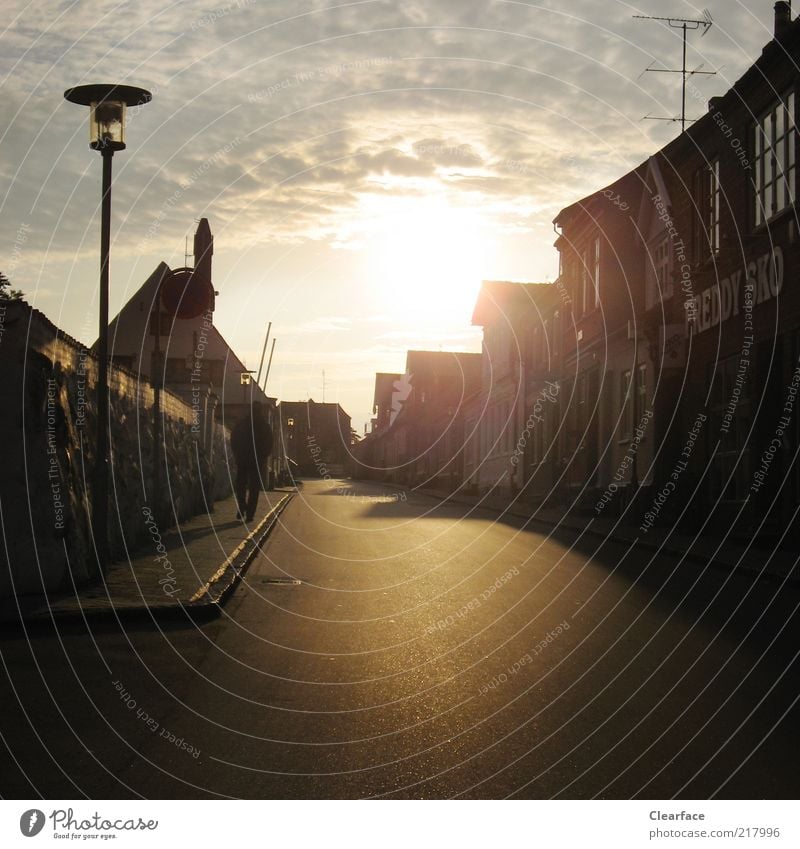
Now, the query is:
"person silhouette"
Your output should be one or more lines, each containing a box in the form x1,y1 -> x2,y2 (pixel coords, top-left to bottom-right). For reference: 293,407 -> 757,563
230,401 -> 273,521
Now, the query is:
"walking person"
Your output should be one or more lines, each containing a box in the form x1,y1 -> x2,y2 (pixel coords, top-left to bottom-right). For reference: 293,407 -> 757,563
231,401 -> 273,521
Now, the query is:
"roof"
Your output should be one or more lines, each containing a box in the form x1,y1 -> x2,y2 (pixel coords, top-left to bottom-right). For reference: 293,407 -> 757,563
405,349 -> 482,376
472,280 -> 556,325
554,6 -> 800,231
373,372 -> 401,409
278,399 -> 352,423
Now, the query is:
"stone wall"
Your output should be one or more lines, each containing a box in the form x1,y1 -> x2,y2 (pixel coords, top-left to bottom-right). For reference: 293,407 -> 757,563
0,300 -> 231,599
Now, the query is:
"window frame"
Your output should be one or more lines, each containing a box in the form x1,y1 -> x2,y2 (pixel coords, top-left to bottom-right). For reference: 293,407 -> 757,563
754,89 -> 796,226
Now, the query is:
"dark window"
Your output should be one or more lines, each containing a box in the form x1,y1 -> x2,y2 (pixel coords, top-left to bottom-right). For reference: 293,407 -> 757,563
620,370 -> 632,441
709,354 -> 751,501
165,357 -> 189,383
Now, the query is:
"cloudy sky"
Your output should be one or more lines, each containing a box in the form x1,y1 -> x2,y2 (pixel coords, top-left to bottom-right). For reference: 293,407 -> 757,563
0,0 -> 780,429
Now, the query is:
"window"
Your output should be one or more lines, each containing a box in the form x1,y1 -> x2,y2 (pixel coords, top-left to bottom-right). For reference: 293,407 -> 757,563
754,91 -> 796,225
577,373 -> 587,434
593,237 -> 601,308
620,370 -> 632,441
709,158 -> 720,254
581,250 -> 589,316
691,159 -> 722,260
552,311 -> 561,363
709,355 -> 751,501
165,357 -> 189,383
192,358 -> 224,386
543,319 -> 550,370
645,235 -> 672,309
637,363 -> 647,420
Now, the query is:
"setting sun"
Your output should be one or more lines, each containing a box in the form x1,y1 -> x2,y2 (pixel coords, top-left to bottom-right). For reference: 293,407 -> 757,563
364,196 -> 488,321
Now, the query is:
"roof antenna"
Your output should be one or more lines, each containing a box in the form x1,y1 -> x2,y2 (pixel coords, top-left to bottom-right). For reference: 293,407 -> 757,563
634,10 -> 715,132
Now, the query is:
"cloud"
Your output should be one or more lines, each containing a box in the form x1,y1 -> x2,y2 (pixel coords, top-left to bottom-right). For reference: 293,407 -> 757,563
0,0 -> 778,420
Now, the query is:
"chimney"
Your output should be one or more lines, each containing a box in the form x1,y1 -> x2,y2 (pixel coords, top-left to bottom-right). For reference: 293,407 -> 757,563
774,1 -> 791,38
708,96 -> 724,113
193,217 -> 213,286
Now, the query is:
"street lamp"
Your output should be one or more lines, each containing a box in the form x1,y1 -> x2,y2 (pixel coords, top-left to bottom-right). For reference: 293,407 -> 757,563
64,83 -> 151,570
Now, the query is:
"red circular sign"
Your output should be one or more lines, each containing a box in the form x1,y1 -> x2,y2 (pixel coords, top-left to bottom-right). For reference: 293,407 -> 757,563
160,267 -> 214,319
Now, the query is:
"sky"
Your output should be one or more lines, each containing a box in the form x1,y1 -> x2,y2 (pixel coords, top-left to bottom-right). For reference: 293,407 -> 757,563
0,0 -> 781,431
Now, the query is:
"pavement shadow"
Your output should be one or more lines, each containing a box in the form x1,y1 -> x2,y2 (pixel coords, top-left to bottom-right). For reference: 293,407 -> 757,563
354,483 -> 800,662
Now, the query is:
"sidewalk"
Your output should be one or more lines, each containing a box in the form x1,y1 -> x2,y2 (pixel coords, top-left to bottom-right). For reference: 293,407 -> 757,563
0,489 -> 294,626
414,487 -> 799,586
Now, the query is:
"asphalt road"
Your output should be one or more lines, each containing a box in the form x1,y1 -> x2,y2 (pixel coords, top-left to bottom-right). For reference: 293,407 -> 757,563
1,478 -> 798,799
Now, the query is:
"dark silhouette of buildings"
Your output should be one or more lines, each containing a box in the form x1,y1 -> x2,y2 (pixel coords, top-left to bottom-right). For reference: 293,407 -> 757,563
278,400 -> 353,478
355,2 -> 800,541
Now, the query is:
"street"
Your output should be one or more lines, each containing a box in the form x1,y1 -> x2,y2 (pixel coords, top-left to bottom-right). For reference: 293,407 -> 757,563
1,478 -> 798,799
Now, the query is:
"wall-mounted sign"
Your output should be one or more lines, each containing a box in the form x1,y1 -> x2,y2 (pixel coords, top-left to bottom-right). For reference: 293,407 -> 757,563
160,267 -> 215,319
686,246 -> 783,335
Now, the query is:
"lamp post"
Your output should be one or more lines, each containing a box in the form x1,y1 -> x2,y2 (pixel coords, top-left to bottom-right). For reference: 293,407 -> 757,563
64,83 -> 151,570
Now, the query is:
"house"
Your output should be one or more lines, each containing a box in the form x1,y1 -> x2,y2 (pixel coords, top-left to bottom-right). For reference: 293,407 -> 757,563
105,218 -> 275,447
636,0 -> 800,534
389,350 -> 482,489
278,400 -> 353,478
553,164 -> 655,511
469,280 -> 561,498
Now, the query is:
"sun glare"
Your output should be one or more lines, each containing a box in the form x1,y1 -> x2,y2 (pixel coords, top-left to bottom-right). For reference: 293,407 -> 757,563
365,196 -> 488,321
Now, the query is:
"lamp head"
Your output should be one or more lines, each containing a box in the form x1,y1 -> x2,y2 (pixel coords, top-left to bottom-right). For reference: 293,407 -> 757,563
64,83 -> 151,151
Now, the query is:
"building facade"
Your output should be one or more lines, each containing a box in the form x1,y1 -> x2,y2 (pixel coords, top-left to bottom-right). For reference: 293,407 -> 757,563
278,400 -> 353,478
353,2 -> 800,543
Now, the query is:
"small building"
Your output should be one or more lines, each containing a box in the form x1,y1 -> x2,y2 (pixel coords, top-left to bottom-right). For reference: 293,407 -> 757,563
105,218 -> 275,448
553,164 -> 656,512
469,280 -> 560,498
278,400 -> 353,478
385,350 -> 482,488
640,0 -> 800,536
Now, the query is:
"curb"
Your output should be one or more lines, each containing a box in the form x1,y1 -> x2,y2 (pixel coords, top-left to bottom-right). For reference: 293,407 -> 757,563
1,494 -> 294,629
187,492 -> 293,614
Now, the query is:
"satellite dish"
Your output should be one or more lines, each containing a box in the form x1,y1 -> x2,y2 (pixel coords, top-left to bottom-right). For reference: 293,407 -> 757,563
160,267 -> 214,319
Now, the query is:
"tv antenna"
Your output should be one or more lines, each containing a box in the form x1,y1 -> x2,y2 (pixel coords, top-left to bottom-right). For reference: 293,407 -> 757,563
634,10 -> 715,132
